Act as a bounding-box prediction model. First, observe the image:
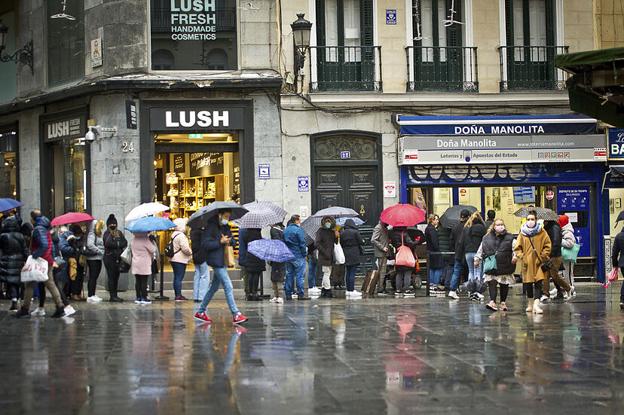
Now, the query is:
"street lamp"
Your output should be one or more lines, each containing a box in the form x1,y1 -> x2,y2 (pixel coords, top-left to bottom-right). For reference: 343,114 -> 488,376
291,13 -> 312,91
0,20 -> 34,74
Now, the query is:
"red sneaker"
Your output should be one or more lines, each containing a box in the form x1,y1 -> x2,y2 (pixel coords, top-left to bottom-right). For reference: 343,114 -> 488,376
232,312 -> 248,325
194,312 -> 212,323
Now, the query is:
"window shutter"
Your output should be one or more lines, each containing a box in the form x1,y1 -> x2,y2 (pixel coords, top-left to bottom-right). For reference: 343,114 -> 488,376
361,0 -> 374,46
316,0 -> 326,46
545,0 -> 555,45
505,0 -> 514,47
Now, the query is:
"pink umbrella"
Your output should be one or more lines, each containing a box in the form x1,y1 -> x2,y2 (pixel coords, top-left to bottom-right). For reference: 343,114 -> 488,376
380,204 -> 426,227
51,212 -> 94,227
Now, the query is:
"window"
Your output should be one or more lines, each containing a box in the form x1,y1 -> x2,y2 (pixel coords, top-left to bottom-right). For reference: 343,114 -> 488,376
0,9 -> 16,103
150,0 -> 238,70
47,0 -> 85,86
506,0 -> 554,61
0,129 -> 17,199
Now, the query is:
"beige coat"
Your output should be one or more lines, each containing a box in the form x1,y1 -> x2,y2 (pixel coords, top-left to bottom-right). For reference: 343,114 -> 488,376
514,228 -> 552,283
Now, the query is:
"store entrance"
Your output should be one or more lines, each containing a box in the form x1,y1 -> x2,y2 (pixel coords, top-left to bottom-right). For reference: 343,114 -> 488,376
50,140 -> 88,215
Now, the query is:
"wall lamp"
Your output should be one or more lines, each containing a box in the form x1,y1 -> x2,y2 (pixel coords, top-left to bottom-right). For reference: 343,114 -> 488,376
290,13 -> 312,91
0,20 -> 34,74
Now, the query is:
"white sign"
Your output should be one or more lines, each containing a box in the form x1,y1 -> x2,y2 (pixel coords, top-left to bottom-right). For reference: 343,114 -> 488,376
383,181 -> 397,198
258,164 -> 270,179
169,0 -> 217,41
164,110 -> 229,128
91,38 -> 103,68
565,212 -> 579,223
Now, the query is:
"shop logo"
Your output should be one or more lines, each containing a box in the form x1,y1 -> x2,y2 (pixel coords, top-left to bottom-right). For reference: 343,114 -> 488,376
46,118 -> 82,140
165,110 -> 229,128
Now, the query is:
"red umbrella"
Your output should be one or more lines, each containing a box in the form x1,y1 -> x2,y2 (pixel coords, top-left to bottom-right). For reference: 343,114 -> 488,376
51,212 -> 94,227
380,204 -> 426,227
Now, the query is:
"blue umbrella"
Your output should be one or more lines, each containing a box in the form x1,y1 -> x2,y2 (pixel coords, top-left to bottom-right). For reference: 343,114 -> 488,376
126,216 -> 176,233
0,198 -> 22,213
248,239 -> 295,263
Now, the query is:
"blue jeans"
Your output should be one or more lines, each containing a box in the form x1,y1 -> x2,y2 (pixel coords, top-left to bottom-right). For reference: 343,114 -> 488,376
285,257 -> 306,297
429,267 -> 443,286
193,262 -> 210,300
198,267 -> 239,316
308,257 -> 318,288
171,262 -> 187,297
465,253 -> 482,283
345,265 -> 357,291
450,258 -> 465,291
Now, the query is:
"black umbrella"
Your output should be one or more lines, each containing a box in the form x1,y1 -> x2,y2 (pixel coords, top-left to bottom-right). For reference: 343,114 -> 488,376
187,201 -> 248,229
617,211 -> 624,223
439,205 -> 478,229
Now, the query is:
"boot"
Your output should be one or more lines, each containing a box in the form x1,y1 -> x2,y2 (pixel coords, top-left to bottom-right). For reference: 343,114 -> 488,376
525,300 -> 533,313
326,289 -> 333,298
51,306 -> 65,318
15,306 -> 30,318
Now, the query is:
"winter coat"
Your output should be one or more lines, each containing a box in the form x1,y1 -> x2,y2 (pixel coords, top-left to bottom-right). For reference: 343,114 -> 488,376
315,218 -> 337,267
371,222 -> 389,258
103,229 -> 127,269
339,219 -> 363,266
514,226 -> 552,283
0,216 -> 28,284
425,224 -> 444,269
612,230 -> 624,269
131,234 -> 156,276
240,228 -> 266,273
450,220 -> 467,260
31,216 -> 54,265
85,221 -> 105,260
544,222 -> 562,258
389,229 -> 417,272
170,230 -> 193,264
190,227 -> 208,264
200,217 -> 234,268
284,223 -> 307,259
475,230 -> 515,276
270,225 -> 286,279
462,222 -> 487,254
561,223 -> 576,250
59,230 -> 85,260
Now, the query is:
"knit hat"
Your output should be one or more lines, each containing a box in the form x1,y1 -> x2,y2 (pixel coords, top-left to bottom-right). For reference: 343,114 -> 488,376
106,214 -> 118,227
460,209 -> 471,219
558,214 -> 569,228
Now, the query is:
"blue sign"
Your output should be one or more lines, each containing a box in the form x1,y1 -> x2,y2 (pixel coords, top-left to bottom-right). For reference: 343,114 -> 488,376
608,128 -> 624,159
297,176 -> 309,192
258,163 -> 270,179
386,9 -> 397,25
340,151 -> 351,159
397,114 -> 597,136
513,186 -> 536,204
557,186 -> 591,257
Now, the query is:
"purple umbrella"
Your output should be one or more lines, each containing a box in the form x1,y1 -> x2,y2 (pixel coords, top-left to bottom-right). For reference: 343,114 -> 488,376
248,239 -> 295,263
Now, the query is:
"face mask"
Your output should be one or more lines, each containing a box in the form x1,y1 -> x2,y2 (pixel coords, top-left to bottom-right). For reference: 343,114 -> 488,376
109,225 -> 117,230
387,225 -> 393,231
221,219 -> 229,226
495,225 -> 505,233
526,220 -> 536,228
324,223 -> 332,229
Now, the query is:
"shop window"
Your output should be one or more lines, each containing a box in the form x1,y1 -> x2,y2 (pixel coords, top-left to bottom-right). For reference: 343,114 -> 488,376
0,9 -> 17,103
150,0 -> 238,70
609,189 -> 624,237
47,0 -> 85,87
52,142 -> 87,213
0,130 -> 17,199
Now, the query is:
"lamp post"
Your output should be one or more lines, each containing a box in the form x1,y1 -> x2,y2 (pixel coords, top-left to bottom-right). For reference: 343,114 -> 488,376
0,20 -> 34,74
291,13 -> 312,92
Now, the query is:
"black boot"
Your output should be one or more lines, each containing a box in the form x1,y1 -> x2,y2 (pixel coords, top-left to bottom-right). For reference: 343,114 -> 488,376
51,306 -> 65,318
15,306 -> 30,318
9,300 -> 18,311
326,289 -> 333,298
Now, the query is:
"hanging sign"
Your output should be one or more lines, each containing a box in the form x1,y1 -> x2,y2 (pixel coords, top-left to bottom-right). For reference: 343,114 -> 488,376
607,128 -> 624,159
126,100 -> 137,129
90,38 -> 103,68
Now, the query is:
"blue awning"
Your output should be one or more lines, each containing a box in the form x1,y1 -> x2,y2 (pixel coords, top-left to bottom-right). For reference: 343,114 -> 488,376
396,113 -> 598,136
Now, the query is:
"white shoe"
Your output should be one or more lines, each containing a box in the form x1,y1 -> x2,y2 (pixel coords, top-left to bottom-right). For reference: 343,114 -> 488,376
87,296 -> 100,304
30,307 -> 46,317
351,290 -> 363,297
533,299 -> 543,314
276,297 -> 284,304
134,299 -> 142,304
269,297 -> 278,303
448,291 -> 459,300
540,295 -> 550,304
92,295 -> 103,302
549,288 -> 558,297
475,293 -> 485,301
64,305 -> 76,317
569,287 -> 577,298
309,287 -> 321,295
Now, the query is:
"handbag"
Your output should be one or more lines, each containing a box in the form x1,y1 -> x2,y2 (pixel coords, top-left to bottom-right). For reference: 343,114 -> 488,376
333,243 -> 346,265
562,243 -> 581,263
483,255 -> 498,274
20,256 -> 49,282
395,233 -> 416,268
120,246 -> 132,265
528,236 -> 551,272
224,246 -> 235,268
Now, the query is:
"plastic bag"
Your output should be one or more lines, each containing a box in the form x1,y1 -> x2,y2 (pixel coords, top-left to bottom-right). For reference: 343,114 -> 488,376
20,256 -> 49,282
603,267 -> 619,288
120,246 -> 132,265
333,243 -> 345,265
395,245 -> 416,268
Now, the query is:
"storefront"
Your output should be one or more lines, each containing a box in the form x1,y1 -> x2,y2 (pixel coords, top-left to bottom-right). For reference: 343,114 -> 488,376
604,127 -> 624,277
0,124 -> 18,200
396,114 -> 607,280
39,109 -> 89,217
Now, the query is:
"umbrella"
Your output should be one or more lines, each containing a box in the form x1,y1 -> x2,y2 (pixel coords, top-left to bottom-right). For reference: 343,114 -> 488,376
514,207 -> 559,221
617,211 -> 624,223
234,208 -> 285,229
312,206 -> 359,218
126,216 -> 176,233
125,202 -> 170,223
243,201 -> 287,219
380,204 -> 426,227
336,216 -> 364,226
51,212 -> 94,227
248,239 -> 295,263
300,217 -> 320,244
0,198 -> 22,213
439,205 -> 478,229
187,201 -> 248,229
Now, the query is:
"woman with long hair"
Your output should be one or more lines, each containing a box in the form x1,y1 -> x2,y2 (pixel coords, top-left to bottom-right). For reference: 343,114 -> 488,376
462,211 -> 487,300
425,214 -> 444,291
103,214 -> 127,302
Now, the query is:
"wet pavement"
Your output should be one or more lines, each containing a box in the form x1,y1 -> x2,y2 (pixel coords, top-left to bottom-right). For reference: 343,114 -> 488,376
1,284 -> 624,414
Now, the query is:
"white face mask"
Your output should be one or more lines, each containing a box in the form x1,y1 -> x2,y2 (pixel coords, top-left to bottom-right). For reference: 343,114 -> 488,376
324,222 -> 332,229
221,219 -> 229,226
495,225 -> 505,233
387,225 -> 393,231
526,219 -> 536,228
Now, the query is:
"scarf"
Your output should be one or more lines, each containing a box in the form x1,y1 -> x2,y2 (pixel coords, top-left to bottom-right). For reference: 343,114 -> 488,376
521,221 -> 542,237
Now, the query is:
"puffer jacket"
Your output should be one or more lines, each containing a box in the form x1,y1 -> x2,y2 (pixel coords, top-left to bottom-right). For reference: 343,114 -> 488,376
315,217 -> 337,267
0,216 -> 28,284
475,230 -> 515,276
31,216 -> 53,265
86,220 -> 105,260
339,219 -> 363,266
171,230 -> 193,264
240,228 -> 266,272
561,223 -> 576,249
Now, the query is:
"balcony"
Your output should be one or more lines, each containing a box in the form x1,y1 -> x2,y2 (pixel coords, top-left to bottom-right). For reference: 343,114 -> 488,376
499,45 -> 569,91
309,46 -> 382,92
406,46 -> 478,92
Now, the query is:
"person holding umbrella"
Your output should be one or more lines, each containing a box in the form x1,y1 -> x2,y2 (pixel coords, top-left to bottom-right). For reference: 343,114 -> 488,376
270,221 -> 286,303
240,227 -> 266,301
283,215 -> 309,301
131,231 -> 156,305
316,216 -> 338,298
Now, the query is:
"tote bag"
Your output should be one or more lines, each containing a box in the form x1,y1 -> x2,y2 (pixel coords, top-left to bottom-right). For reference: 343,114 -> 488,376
120,246 -> 132,265
562,243 -> 581,263
395,245 -> 416,268
21,256 -> 49,282
333,243 -> 346,265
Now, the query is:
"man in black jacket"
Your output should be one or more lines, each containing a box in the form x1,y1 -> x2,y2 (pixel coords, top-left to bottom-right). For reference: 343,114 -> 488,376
448,209 -> 470,299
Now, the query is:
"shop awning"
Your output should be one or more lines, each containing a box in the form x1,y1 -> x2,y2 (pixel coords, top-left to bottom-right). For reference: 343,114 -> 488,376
555,47 -> 624,128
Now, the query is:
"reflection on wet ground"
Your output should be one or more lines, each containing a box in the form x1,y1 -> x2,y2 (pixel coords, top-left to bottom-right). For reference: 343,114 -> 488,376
1,284 -> 623,414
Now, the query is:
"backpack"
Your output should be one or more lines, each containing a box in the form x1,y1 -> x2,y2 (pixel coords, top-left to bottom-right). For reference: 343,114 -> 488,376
164,234 -> 180,258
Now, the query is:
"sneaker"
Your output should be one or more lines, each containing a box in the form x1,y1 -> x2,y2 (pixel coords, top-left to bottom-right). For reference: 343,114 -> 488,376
51,307 -> 65,318
448,291 -> 459,300
309,287 -> 321,295
269,297 -> 279,303
499,302 -> 508,312
540,295 -> 550,304
475,293 -> 485,301
194,311 -> 212,323
549,288 -> 559,297
569,287 -> 577,299
134,298 -> 142,304
110,297 -> 124,303
9,300 -> 18,312
64,305 -> 76,317
92,295 -> 103,302
486,301 -> 498,312
175,296 -> 186,302
141,298 -> 152,305
233,312 -> 248,325
276,297 -> 284,304
15,307 -> 30,318
30,307 -> 46,317
87,296 -> 100,304
533,299 -> 543,314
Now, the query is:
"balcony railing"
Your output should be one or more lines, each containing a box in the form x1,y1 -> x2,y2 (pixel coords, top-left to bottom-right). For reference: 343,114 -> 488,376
309,46 -> 382,92
406,46 -> 478,92
499,45 -> 569,91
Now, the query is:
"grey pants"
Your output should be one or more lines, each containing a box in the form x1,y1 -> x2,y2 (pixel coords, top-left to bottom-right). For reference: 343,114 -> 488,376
22,268 -> 63,310
396,270 -> 411,292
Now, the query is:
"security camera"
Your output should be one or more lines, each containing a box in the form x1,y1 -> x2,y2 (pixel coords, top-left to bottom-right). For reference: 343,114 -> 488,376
85,127 -> 96,142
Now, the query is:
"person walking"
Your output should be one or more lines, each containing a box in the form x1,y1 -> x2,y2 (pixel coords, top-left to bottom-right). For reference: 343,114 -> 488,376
425,214 -> 445,292
194,210 -> 248,324
0,215 -> 28,311
170,218 -> 192,301
543,218 -> 573,301
474,219 -> 515,312
190,225 -> 210,303
85,220 -> 105,304
559,214 -> 577,298
448,209 -> 470,300
240,227 -> 266,301
102,214 -> 127,302
316,216 -> 338,298
389,226 -> 417,297
15,210 -> 65,318
283,215 -> 309,301
463,212 -> 487,301
513,211 -> 552,314
269,222 -> 286,303
371,221 -> 390,293
611,222 -> 624,311
131,232 -> 155,305
340,218 -> 363,299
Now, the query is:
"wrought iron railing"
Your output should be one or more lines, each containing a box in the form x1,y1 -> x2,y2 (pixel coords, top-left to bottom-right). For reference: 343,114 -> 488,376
309,46 -> 382,92
406,46 -> 478,92
498,45 -> 569,91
